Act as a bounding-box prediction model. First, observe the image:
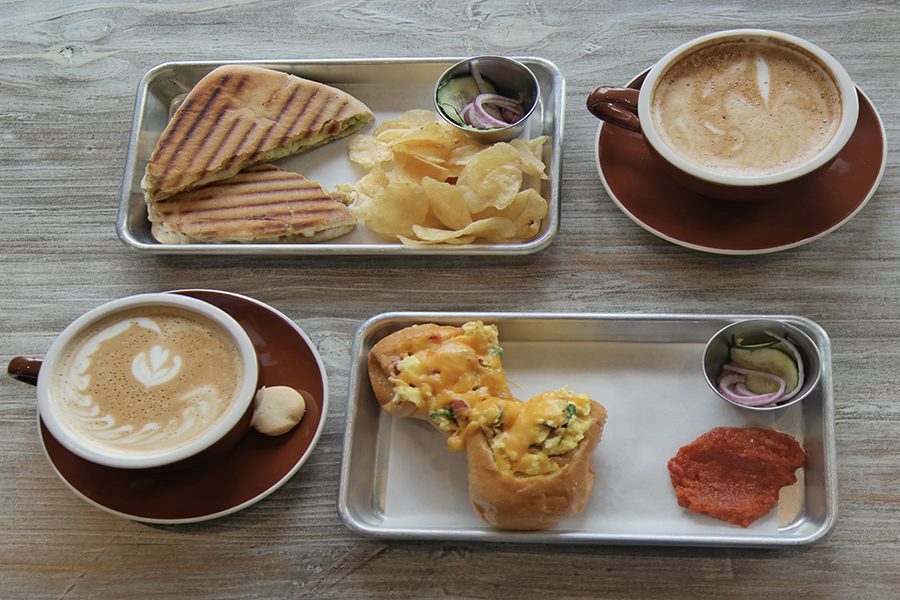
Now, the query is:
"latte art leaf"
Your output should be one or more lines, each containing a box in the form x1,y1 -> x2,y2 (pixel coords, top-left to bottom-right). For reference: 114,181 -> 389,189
132,345 -> 182,388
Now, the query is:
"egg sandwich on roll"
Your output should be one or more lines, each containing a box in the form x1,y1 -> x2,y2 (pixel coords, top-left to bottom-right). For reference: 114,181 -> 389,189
368,322 -> 511,450
367,321 -> 608,530
464,389 -> 607,530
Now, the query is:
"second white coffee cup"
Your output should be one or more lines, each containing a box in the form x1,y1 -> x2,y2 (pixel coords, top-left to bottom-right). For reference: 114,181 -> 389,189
35,293 -> 259,469
588,29 -> 860,200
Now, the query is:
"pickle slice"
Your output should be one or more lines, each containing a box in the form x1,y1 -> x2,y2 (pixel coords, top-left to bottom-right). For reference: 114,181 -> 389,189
436,75 -> 496,125
729,347 -> 799,394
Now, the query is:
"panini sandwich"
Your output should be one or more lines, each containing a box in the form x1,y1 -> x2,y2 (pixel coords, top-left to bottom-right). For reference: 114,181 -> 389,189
148,163 -> 356,244
142,65 -> 374,202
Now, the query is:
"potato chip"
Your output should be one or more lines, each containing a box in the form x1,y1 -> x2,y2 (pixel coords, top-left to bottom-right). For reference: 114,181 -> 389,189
349,135 -> 394,169
398,234 -> 477,247
355,165 -> 390,198
363,182 -> 430,241
373,128 -> 412,144
474,186 -> 545,219
422,177 -> 472,230
412,217 -> 517,244
373,109 -> 436,136
393,141 -> 448,165
392,122 -> 456,148
346,111 -> 550,245
458,143 -> 521,176
462,164 -> 523,212
504,189 -> 549,238
393,153 -> 450,183
446,141 -> 487,175
510,136 -> 549,178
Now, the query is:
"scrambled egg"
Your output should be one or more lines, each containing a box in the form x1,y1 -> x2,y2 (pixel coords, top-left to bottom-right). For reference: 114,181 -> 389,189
468,388 -> 592,476
387,321 -> 509,448
385,321 -> 592,472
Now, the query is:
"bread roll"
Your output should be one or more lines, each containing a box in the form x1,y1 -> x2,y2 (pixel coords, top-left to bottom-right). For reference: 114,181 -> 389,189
465,397 -> 607,530
367,322 -> 510,446
367,323 -> 465,420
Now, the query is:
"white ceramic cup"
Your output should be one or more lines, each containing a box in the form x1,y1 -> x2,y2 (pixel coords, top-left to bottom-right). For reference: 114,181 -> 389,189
25,293 -> 259,469
588,29 -> 860,200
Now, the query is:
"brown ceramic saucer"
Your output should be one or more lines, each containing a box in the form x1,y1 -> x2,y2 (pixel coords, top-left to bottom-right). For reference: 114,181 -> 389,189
39,289 -> 328,524
595,74 -> 887,254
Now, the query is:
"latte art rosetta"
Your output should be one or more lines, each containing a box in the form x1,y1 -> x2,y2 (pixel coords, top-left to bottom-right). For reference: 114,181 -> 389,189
52,307 -> 243,456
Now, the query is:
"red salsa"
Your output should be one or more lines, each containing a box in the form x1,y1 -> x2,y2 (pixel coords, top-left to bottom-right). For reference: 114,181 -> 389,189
667,427 -> 806,527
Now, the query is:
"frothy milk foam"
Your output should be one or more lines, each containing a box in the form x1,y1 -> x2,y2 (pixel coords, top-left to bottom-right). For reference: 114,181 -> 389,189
651,40 -> 842,177
51,306 -> 243,457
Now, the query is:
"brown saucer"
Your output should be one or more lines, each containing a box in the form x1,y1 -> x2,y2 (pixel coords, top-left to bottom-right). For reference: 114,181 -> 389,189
595,75 -> 886,254
39,289 -> 328,524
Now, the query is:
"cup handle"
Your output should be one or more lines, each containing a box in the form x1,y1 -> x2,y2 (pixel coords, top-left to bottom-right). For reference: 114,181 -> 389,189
8,356 -> 43,386
586,86 -> 642,132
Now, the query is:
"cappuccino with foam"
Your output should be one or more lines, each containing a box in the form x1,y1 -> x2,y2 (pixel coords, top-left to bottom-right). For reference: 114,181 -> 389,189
50,306 -> 243,457
651,39 -> 842,177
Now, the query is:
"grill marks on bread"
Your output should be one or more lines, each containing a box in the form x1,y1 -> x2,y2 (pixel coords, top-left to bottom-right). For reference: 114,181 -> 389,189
143,65 -> 374,201
149,164 -> 356,243
152,73 -> 248,192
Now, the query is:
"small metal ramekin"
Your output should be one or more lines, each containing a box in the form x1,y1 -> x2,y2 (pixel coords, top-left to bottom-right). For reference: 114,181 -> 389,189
702,318 -> 822,411
434,56 -> 539,144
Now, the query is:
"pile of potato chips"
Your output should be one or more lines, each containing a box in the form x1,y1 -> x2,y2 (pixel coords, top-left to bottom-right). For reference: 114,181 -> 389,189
344,109 -> 549,246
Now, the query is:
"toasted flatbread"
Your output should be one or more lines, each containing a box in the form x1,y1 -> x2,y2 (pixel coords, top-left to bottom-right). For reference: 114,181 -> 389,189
142,65 -> 374,202
148,163 -> 356,244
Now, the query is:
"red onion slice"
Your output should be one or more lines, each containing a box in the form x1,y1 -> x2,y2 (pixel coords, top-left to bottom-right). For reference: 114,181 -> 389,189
476,94 -> 524,124
458,90 -> 528,129
718,364 -> 787,406
718,372 -> 745,389
477,93 -> 523,109
464,98 -> 509,128
470,61 -> 489,95
461,103 -> 476,125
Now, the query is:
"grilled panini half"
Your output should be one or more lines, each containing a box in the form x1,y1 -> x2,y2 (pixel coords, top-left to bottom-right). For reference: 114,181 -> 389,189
148,164 -> 356,244
142,65 -> 374,202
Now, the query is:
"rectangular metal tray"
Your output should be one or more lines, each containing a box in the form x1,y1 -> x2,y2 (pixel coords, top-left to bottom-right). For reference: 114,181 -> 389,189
338,312 -> 837,547
117,58 -> 564,255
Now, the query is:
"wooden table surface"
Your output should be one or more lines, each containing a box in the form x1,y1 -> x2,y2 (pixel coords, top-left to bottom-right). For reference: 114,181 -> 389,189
1,1 -> 898,598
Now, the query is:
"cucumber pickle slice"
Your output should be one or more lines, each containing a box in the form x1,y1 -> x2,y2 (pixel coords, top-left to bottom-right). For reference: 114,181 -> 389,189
729,346 -> 799,394
436,75 -> 496,125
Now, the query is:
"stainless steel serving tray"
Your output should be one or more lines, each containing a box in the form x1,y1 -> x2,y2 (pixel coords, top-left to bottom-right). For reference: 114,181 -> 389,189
338,312 -> 837,547
117,58 -> 564,255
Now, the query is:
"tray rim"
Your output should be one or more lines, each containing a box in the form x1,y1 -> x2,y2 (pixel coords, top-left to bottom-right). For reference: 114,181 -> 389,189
338,311 -> 837,548
116,57 -> 565,256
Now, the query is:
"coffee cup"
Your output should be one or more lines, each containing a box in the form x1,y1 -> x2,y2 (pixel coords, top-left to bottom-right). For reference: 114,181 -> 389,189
587,29 -> 859,200
8,293 -> 259,469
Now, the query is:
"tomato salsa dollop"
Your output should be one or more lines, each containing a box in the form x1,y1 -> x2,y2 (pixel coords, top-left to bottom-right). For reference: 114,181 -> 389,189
667,427 -> 806,527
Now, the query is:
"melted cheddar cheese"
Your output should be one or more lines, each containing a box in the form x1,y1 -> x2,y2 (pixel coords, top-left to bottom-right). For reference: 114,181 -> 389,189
467,389 -> 592,476
385,322 -> 594,469
388,321 -> 510,449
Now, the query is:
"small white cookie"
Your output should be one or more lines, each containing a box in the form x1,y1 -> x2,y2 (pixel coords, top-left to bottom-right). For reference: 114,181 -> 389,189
251,386 -> 307,436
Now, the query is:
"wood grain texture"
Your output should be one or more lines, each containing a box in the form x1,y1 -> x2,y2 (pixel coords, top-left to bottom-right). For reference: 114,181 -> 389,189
1,1 -> 898,598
